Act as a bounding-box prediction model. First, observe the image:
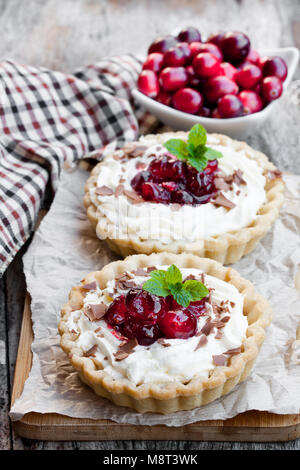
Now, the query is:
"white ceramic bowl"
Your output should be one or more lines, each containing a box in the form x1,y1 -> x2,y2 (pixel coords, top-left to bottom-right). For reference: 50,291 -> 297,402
133,47 -> 299,138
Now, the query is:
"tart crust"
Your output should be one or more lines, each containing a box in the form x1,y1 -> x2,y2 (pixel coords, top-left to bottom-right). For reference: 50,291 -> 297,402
59,253 -> 272,414
83,133 -> 284,264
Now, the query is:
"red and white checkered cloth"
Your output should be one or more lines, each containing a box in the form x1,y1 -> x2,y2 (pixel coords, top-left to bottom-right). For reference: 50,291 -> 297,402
0,55 -> 160,276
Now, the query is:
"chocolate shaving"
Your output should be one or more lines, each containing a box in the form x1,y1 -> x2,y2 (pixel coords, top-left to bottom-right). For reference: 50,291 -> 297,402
84,345 -> 98,357
185,274 -> 196,281
214,177 -> 230,192
201,320 -> 215,336
225,347 -> 242,355
118,279 -> 138,290
115,183 -> 124,197
123,189 -> 144,204
81,281 -> 97,291
194,335 -> 208,350
89,303 -> 107,320
146,266 -> 157,272
212,354 -> 227,366
130,145 -> 148,158
114,338 -> 138,361
114,351 -> 129,361
132,267 -> 148,277
266,169 -> 282,180
95,185 -> 114,196
157,338 -> 171,347
212,193 -> 236,209
232,169 -> 247,186
221,315 -> 230,323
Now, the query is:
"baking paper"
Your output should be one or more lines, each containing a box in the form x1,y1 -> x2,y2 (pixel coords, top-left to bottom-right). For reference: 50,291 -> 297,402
9,166 -> 300,425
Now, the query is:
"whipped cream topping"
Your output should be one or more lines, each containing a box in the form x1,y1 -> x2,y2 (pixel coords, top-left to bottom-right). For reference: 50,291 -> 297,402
66,267 -> 248,385
89,134 -> 266,243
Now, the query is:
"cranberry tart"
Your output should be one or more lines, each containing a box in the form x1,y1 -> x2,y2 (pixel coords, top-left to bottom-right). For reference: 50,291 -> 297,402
84,125 -> 284,264
59,253 -> 272,413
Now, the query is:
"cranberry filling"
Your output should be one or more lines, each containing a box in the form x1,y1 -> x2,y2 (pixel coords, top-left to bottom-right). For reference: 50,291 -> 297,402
131,155 -> 218,206
105,288 -> 208,345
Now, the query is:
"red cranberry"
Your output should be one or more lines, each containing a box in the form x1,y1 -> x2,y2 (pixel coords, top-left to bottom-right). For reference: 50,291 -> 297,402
158,309 -> 197,339
238,90 -> 263,114
203,76 -> 239,103
261,76 -> 283,102
236,64 -> 262,89
236,60 -> 252,71
142,53 -> 164,73
163,47 -> 186,67
211,107 -> 221,118
137,70 -> 159,98
191,42 -> 223,60
177,26 -> 201,43
192,52 -> 221,78
149,157 -> 186,181
187,172 -> 215,196
247,49 -> 260,65
105,295 -> 127,326
171,189 -> 194,205
141,182 -> 171,203
162,181 -> 178,192
217,94 -> 244,118
204,159 -> 218,174
186,65 -> 202,87
156,90 -> 173,106
189,41 -> 203,58
125,288 -> 162,322
258,55 -> 269,70
172,87 -> 203,114
176,42 -> 193,62
131,170 -> 151,192
220,31 -> 250,64
206,31 -> 225,47
198,106 -> 211,117
148,35 -> 178,54
219,62 -> 238,81
262,56 -> 288,82
121,318 -> 161,346
187,298 -> 207,317
159,66 -> 188,91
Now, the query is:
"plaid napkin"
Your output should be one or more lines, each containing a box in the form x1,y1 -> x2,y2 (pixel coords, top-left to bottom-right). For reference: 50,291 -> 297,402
0,55 -> 159,276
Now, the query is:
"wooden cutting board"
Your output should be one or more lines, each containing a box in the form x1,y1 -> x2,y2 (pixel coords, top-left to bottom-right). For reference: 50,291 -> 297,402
10,294 -> 300,442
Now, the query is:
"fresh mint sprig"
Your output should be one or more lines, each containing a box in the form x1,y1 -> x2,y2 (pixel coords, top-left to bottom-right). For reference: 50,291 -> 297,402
142,264 -> 209,308
163,124 -> 223,172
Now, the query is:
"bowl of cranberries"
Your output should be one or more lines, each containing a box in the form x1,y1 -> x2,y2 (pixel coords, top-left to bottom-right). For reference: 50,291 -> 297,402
134,27 -> 299,137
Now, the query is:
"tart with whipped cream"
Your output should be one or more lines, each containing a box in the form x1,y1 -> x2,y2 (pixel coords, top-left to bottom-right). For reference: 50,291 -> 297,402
59,253 -> 272,413
84,125 -> 284,264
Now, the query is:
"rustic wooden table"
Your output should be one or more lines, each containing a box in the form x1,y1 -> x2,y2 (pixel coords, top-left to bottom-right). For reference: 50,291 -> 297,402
0,0 -> 300,450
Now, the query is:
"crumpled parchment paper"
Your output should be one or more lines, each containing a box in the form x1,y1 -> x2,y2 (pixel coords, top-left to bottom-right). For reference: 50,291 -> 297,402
9,167 -> 300,426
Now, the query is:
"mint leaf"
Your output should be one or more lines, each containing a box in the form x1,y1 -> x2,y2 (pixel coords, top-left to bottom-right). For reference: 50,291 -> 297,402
187,123 -> 207,149
186,155 -> 208,172
169,283 -> 191,307
142,279 -> 170,297
203,146 -> 223,160
182,280 -> 209,301
165,264 -> 182,285
149,270 -> 167,282
163,139 -> 188,161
